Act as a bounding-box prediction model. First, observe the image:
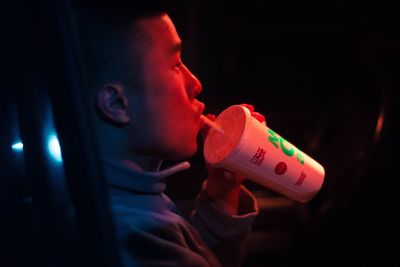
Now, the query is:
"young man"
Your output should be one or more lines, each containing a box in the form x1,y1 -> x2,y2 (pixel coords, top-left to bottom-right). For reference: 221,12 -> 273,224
75,2 -> 265,266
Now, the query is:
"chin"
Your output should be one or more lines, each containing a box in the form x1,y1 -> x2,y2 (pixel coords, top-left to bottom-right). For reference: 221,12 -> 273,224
171,143 -> 198,160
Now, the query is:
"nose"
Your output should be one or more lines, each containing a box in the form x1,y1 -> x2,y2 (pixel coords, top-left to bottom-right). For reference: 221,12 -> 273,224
183,64 -> 202,100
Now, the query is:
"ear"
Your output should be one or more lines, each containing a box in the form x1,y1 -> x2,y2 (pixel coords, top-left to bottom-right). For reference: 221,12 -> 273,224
96,84 -> 131,126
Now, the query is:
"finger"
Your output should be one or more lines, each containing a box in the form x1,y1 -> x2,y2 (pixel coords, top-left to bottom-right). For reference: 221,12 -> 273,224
251,112 -> 266,123
223,169 -> 246,184
223,170 -> 235,180
206,114 -> 216,121
239,103 -> 254,112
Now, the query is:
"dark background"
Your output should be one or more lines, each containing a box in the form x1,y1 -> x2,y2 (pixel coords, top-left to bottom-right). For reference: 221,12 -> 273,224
165,1 -> 400,266
1,1 -> 399,266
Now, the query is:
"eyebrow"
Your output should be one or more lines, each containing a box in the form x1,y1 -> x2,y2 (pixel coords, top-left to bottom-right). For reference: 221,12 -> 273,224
170,41 -> 182,54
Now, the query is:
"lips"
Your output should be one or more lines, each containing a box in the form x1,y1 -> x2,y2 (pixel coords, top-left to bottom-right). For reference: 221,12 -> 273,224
199,116 -> 206,129
194,101 -> 205,118
196,101 -> 206,128
198,101 -> 205,115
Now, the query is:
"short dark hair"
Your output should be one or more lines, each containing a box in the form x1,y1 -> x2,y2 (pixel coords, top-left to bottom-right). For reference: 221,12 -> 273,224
73,0 -> 173,92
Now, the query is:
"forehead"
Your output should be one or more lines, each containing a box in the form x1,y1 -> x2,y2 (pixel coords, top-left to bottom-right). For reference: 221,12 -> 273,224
134,14 -> 181,52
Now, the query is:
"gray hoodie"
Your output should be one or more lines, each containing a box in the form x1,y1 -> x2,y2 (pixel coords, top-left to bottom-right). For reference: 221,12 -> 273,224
103,158 -> 258,267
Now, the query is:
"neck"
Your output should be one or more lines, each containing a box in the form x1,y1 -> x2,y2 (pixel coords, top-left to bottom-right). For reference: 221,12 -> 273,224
119,154 -> 162,172
96,124 -> 162,172
101,149 -> 162,172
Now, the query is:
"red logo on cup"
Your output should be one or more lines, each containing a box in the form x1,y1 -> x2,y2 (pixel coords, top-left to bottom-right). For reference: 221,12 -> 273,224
294,171 -> 307,185
250,147 -> 266,166
275,162 -> 287,175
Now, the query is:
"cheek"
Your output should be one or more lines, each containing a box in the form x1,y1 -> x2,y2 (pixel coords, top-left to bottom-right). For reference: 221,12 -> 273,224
161,110 -> 197,145
142,73 -> 195,140
146,74 -> 187,107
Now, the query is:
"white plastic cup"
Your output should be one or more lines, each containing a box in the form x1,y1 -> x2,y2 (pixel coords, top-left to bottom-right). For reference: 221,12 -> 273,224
203,105 -> 325,203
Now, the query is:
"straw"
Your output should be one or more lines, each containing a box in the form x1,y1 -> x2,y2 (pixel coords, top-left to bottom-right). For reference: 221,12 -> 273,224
201,115 -> 225,134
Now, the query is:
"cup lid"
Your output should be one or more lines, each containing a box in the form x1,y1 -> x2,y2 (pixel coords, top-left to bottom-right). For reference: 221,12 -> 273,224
204,105 -> 248,165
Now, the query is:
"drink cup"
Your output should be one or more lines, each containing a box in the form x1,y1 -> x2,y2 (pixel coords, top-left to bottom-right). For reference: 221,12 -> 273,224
203,105 -> 325,203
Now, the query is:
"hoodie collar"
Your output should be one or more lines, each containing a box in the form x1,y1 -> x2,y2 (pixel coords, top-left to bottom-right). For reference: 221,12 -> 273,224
102,157 -> 191,194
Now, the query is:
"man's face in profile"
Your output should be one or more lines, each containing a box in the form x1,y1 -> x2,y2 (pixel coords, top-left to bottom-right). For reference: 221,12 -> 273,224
125,14 -> 205,160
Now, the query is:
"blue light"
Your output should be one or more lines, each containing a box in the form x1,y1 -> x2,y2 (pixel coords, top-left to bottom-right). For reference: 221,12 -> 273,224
11,142 -> 24,152
48,134 -> 63,163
